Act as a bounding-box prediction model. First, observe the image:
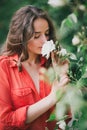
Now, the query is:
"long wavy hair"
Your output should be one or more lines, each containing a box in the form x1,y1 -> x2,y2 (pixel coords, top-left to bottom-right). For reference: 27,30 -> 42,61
1,5 -> 56,71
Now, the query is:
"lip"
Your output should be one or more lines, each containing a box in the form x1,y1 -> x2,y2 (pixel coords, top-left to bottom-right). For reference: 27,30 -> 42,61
39,47 -> 42,49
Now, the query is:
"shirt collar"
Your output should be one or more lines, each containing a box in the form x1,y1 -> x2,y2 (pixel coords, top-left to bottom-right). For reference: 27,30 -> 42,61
9,55 -> 47,67
9,54 -> 18,67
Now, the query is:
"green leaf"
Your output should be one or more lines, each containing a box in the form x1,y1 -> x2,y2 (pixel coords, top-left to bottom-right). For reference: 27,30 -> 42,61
46,113 -> 56,122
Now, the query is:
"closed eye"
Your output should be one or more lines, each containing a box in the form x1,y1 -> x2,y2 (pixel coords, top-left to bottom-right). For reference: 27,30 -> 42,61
45,29 -> 49,36
34,32 -> 41,39
33,29 -> 50,39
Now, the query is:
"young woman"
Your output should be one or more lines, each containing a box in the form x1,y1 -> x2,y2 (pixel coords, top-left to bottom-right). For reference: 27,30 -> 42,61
0,5 -> 69,130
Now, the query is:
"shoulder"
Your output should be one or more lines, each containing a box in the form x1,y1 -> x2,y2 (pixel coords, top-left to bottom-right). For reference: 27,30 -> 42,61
0,55 -> 9,66
0,55 -> 18,68
0,56 -> 10,75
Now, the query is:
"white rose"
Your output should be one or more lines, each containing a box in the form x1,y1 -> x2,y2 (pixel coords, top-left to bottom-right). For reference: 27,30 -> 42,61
41,40 -> 55,59
59,48 -> 67,56
57,120 -> 66,130
48,0 -> 66,7
72,35 -> 80,45
79,5 -> 86,11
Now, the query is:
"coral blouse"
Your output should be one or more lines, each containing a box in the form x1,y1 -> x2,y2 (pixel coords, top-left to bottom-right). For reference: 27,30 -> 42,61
0,55 -> 56,130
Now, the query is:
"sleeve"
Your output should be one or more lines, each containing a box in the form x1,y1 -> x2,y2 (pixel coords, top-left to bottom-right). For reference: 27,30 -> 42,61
0,59 -> 28,127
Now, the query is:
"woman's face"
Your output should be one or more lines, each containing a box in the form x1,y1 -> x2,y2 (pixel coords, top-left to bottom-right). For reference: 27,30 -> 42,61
27,18 -> 49,55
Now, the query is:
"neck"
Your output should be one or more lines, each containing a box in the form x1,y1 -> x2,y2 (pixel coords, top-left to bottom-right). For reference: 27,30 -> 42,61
27,56 -> 40,66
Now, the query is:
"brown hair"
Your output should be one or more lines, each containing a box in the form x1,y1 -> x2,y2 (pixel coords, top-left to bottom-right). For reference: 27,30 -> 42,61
1,5 -> 56,70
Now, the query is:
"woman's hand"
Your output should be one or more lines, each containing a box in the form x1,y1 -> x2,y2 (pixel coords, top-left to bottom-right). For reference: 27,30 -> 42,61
51,51 -> 69,80
50,74 -> 69,103
50,51 -> 70,102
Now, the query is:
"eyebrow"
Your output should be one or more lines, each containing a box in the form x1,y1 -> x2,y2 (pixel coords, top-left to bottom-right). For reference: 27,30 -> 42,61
34,28 -> 49,34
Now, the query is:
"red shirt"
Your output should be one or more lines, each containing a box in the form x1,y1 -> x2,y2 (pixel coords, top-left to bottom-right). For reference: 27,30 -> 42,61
0,55 -> 56,130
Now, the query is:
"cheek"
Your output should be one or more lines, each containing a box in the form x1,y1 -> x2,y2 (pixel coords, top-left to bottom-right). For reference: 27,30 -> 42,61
27,41 -> 38,52
27,43 -> 34,52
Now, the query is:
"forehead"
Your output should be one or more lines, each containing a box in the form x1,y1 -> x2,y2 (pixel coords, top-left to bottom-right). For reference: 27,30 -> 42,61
33,18 -> 49,31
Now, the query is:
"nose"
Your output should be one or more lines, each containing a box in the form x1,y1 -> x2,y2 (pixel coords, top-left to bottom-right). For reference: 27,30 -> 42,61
41,34 -> 47,44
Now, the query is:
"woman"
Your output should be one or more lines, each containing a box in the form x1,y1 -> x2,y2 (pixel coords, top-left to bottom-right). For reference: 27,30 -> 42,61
0,5 -> 69,130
